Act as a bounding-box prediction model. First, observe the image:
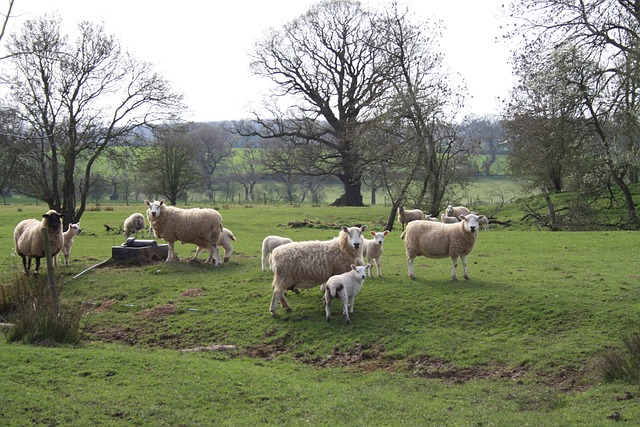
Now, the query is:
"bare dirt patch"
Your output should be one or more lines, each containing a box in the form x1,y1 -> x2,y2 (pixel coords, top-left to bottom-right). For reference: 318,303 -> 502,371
136,304 -> 175,321
180,288 -> 205,298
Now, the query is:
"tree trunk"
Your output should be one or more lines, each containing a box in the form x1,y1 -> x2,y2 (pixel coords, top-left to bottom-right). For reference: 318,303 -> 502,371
541,185 -> 558,231
385,200 -> 402,232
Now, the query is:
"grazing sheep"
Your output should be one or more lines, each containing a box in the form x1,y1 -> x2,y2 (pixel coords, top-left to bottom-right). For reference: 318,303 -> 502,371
361,230 -> 389,277
13,210 -> 65,276
55,222 -> 82,267
425,214 -> 439,222
193,227 -> 236,262
145,199 -> 223,265
401,213 -> 487,281
261,235 -> 294,272
397,204 -> 424,231
321,264 -> 370,323
441,213 -> 459,224
269,225 -> 367,317
445,205 -> 471,218
123,213 -> 146,238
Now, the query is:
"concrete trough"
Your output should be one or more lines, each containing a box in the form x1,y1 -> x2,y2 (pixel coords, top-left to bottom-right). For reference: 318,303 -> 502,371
112,238 -> 168,263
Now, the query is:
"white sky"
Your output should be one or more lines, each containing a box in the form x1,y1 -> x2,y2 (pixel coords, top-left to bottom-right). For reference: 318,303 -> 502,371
3,0 -> 513,122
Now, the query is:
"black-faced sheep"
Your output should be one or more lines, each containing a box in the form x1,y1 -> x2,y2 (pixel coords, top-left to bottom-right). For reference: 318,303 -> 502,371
261,235 -> 294,272
269,225 -> 367,317
145,200 -> 223,265
123,213 -> 146,238
401,213 -> 487,281
54,222 -> 81,267
13,210 -> 65,275
361,230 -> 389,278
397,204 -> 424,231
321,264 -> 370,323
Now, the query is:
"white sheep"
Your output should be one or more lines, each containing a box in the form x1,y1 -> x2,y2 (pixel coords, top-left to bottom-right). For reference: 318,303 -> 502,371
193,227 -> 236,263
425,214 -> 439,222
269,225 -> 367,317
13,210 -> 65,276
397,204 -> 424,231
321,264 -> 370,323
401,213 -> 487,281
54,222 -> 82,267
145,199 -> 223,265
445,205 -> 471,218
261,235 -> 294,271
123,212 -> 146,238
361,230 -> 389,277
441,213 -> 459,224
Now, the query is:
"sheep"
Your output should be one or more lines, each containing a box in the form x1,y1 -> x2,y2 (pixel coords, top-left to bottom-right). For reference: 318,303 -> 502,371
13,210 -> 65,276
425,214 -> 439,222
401,213 -> 487,281
54,222 -> 82,267
145,199 -> 223,265
123,212 -> 146,238
397,204 -> 424,231
193,227 -> 236,262
321,264 -> 370,323
441,213 -> 459,224
360,230 -> 389,277
445,205 -> 471,218
261,235 -> 294,272
269,225 -> 367,317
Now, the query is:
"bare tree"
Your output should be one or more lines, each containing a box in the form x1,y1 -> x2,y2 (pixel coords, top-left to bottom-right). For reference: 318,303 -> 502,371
233,142 -> 262,203
3,15 -> 183,224
238,0 -> 398,206
190,123 -> 234,201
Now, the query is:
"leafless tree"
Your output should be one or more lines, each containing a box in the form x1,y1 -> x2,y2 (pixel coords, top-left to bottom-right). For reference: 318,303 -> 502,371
2,15 -> 183,224
190,123 -> 235,201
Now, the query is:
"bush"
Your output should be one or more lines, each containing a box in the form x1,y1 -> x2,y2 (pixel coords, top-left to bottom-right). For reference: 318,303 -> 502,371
2,274 -> 85,346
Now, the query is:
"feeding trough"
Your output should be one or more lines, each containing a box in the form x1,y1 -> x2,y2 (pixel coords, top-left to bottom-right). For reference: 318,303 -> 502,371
112,238 -> 168,263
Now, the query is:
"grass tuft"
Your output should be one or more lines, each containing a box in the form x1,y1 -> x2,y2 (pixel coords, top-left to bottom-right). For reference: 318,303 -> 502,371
598,332 -> 640,382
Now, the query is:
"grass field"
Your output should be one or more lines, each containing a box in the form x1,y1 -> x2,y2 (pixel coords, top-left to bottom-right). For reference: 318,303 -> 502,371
1,202 -> 640,425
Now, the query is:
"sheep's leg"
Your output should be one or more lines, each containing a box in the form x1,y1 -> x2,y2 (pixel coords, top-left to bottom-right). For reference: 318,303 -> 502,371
33,257 -> 41,276
210,244 -> 221,266
407,256 -> 416,279
223,245 -> 232,262
21,255 -> 29,275
166,242 -> 176,262
193,246 -> 203,261
324,292 -> 331,322
375,258 -> 382,277
341,291 -> 351,324
261,248 -> 269,271
461,255 -> 470,280
451,255 -> 458,281
64,253 -> 70,266
270,288 -> 290,317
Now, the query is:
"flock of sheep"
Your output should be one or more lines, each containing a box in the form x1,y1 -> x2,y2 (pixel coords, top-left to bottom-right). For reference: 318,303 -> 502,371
12,201 -> 487,324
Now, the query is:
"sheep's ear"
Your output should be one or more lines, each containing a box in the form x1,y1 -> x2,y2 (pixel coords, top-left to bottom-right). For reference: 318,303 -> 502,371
42,214 -> 48,219
383,230 -> 389,236
370,231 -> 376,237
341,226 -> 349,232
458,214 -> 466,221
160,200 -> 165,205
351,264 -> 357,270
145,200 -> 150,206
360,225 -> 368,232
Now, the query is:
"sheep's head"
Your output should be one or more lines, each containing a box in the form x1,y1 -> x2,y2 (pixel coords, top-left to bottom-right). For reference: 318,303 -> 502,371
68,222 -> 82,235
461,214 -> 487,234
351,264 -> 369,280
145,199 -> 165,220
42,210 -> 64,232
370,230 -> 389,245
446,205 -> 454,216
341,225 -> 367,250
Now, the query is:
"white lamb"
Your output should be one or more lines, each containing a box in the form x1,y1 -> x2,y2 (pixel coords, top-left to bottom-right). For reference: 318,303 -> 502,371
54,222 -> 82,267
360,230 -> 389,277
261,235 -> 293,271
123,212 -> 146,238
441,213 -> 459,224
13,210 -> 65,276
445,205 -> 471,218
401,213 -> 487,281
269,225 -> 367,317
397,204 -> 424,231
145,200 -> 223,265
193,227 -> 236,263
321,264 -> 370,324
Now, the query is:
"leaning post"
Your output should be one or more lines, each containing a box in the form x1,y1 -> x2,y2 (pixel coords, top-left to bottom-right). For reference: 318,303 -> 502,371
41,228 -> 59,308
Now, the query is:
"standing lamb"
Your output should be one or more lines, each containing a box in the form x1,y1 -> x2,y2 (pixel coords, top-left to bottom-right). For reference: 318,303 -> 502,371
397,204 -> 424,231
321,264 -> 370,323
445,205 -> 471,218
145,200 -> 223,265
361,230 -> 389,278
440,213 -> 459,224
13,210 -> 65,276
269,225 -> 367,317
123,213 -> 146,238
401,213 -> 487,281
193,227 -> 236,262
54,222 -> 82,267
261,235 -> 293,271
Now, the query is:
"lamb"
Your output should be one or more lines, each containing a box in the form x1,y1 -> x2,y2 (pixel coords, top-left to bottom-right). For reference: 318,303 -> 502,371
54,222 -> 82,267
445,205 -> 471,218
193,227 -> 236,262
360,230 -> 389,277
261,235 -> 294,271
397,204 -> 424,231
13,210 -> 65,276
269,225 -> 367,317
321,264 -> 370,323
425,214 -> 439,222
441,213 -> 459,224
123,213 -> 146,238
401,213 -> 487,281
145,199 -> 223,265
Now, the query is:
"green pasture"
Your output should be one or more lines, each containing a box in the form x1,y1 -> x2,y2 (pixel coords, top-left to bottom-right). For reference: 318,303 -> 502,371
1,203 -> 640,425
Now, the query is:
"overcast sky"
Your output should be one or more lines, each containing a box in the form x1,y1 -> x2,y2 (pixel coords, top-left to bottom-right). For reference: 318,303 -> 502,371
3,0 -> 513,122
